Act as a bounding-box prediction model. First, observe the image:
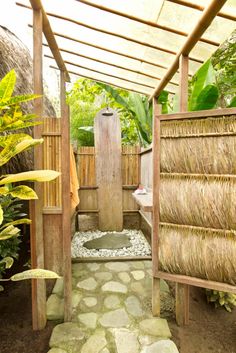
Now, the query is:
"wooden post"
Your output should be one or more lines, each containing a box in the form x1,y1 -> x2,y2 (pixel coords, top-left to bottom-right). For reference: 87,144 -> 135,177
60,70 -> 72,321
94,108 -> 123,231
175,54 -> 190,326
152,100 -> 162,316
31,7 -> 46,330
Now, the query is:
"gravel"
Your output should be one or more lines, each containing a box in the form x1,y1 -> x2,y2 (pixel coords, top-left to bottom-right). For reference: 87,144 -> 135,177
71,229 -> 151,258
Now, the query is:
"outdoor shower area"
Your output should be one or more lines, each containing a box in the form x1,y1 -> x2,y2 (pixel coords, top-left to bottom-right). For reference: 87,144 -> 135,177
17,4 -> 236,351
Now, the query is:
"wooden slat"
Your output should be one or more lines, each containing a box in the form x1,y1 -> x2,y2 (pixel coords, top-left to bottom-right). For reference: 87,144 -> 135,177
149,0 -> 228,100
31,7 -> 46,331
73,256 -> 152,263
132,193 -> 153,212
157,271 -> 236,294
158,107 -> 236,121
152,101 -> 162,316
175,54 -> 190,326
60,70 -> 72,322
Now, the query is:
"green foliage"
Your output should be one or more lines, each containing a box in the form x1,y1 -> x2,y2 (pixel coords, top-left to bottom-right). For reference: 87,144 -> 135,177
206,289 -> 236,312
67,78 -> 142,146
188,59 -> 219,111
0,69 -> 59,282
211,29 -> 236,107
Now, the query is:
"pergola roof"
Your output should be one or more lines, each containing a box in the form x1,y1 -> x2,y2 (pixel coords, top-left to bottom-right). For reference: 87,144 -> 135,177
16,0 -> 236,97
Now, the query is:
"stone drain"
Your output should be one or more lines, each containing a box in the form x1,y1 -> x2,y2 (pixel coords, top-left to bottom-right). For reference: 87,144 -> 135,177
47,260 -> 179,353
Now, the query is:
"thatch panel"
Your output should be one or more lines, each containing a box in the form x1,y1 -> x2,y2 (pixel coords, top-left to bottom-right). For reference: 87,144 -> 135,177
160,174 -> 236,230
159,223 -> 236,285
160,115 -> 236,174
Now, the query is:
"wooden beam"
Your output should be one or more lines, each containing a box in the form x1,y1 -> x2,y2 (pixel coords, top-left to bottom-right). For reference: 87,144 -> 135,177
50,65 -> 152,95
28,0 -> 70,82
149,0 -> 228,100
167,0 -> 236,22
158,107 -> 236,121
44,48 -> 179,86
175,54 -> 189,326
77,0 -> 219,47
157,271 -> 236,294
20,3 -> 203,64
31,7 -> 47,331
152,101 -> 162,316
60,70 -> 72,321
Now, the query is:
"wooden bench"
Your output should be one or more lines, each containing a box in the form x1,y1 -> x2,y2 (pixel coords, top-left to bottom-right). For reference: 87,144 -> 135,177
132,191 -> 153,212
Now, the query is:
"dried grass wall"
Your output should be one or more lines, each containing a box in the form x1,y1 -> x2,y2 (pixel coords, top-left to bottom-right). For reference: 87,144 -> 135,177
158,114 -> 236,285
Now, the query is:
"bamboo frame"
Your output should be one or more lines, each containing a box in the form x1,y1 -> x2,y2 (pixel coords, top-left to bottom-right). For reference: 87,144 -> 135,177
47,56 -> 156,89
149,0 -> 228,100
44,50 -> 179,86
46,30 -> 192,76
78,0 -> 219,47
50,65 -> 159,96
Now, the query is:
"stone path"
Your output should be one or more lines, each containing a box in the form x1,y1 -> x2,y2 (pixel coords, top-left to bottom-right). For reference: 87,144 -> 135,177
47,260 -> 179,353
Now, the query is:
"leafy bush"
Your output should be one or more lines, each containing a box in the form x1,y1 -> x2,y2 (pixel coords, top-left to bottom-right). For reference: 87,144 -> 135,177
206,289 -> 236,312
0,69 -> 60,283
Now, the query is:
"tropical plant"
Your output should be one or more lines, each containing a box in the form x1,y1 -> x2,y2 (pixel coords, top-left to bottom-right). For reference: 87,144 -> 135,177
0,69 -> 60,282
206,289 -> 236,312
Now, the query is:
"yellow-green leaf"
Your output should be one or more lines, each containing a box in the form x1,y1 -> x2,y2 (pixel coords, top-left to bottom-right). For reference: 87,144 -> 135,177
0,70 -> 16,102
0,257 -> 14,269
9,185 -> 38,200
0,204 -> 3,226
0,170 -> 60,185
1,218 -> 31,230
10,269 -> 61,281
0,186 -> 9,195
0,225 -> 20,240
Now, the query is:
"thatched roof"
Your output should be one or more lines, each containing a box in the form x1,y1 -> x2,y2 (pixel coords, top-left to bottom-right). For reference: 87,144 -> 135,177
0,25 -> 56,174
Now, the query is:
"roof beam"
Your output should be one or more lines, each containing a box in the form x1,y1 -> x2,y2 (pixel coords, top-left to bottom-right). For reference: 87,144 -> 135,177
28,0 -> 70,82
46,56 -> 156,89
149,0 -> 228,101
18,2 -> 204,64
167,0 -> 236,22
43,44 -> 179,86
50,65 -> 151,96
77,0 -> 219,47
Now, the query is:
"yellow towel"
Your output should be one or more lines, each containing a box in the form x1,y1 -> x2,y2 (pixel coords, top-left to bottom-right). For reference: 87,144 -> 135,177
70,145 -> 80,216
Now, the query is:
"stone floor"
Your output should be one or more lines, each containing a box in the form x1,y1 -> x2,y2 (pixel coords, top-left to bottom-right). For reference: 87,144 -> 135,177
47,260 -> 179,353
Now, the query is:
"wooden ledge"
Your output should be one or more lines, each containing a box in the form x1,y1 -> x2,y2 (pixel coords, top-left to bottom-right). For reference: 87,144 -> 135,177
132,192 -> 153,212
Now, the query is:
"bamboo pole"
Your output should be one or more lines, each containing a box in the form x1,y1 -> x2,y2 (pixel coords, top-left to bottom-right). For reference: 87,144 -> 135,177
78,0 -> 219,46
28,0 -> 70,82
149,0 -> 228,100
175,54 -> 190,326
31,7 -> 47,330
167,0 -> 236,21
60,70 -> 72,322
49,65 -> 154,96
44,51 -> 179,86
